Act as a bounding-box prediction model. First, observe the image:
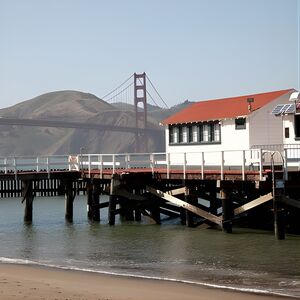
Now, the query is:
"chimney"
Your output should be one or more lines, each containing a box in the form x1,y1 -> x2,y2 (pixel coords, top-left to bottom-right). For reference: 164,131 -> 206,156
247,97 -> 254,112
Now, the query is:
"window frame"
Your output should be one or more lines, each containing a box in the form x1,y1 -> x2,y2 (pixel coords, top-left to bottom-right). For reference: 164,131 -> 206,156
235,118 -> 246,130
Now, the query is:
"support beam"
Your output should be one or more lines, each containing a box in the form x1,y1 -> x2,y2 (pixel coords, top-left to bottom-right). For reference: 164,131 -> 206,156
281,197 -> 300,209
234,193 -> 273,216
115,188 -> 147,201
166,187 -> 186,196
147,186 -> 222,226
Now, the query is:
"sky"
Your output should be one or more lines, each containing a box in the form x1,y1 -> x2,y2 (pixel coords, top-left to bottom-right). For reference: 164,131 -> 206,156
0,0 -> 299,109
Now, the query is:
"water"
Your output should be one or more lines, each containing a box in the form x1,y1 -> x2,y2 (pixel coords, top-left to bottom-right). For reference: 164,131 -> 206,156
1,196 -> 300,298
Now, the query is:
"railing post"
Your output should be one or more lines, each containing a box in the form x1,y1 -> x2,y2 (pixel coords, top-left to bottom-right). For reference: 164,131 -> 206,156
88,154 -> 91,177
36,157 -> 39,172
167,153 -> 170,180
283,148 -> 288,181
112,154 -> 116,174
201,152 -> 204,180
183,152 -> 186,180
126,154 -> 131,169
221,151 -> 224,180
259,148 -> 263,181
13,157 -> 17,180
150,153 -> 154,176
242,150 -> 245,181
46,156 -> 50,179
4,158 -> 7,174
99,154 -> 103,179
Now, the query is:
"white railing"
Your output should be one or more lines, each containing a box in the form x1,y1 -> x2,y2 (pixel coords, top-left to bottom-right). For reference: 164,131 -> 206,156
0,146 -> 300,181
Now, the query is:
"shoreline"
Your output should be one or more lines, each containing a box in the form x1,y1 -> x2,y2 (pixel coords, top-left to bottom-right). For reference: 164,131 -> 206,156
0,263 -> 293,300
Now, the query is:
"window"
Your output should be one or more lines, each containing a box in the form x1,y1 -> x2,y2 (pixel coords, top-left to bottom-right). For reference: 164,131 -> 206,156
169,126 -> 179,144
191,125 -> 198,143
169,126 -> 174,143
203,124 -> 209,142
214,122 -> 220,142
235,118 -> 246,130
182,126 -> 188,143
173,127 -> 179,143
178,126 -> 183,143
285,128 -> 290,139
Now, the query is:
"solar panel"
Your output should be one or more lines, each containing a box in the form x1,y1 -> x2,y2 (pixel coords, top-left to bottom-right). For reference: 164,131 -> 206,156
271,104 -> 285,115
285,103 -> 295,114
271,103 -> 295,115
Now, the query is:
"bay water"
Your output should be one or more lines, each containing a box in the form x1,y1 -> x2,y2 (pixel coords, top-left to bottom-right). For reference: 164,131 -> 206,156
0,195 -> 300,297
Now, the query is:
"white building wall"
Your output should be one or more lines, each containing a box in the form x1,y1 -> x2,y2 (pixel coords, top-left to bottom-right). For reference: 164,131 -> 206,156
282,115 -> 296,144
249,92 -> 293,147
165,119 -> 250,166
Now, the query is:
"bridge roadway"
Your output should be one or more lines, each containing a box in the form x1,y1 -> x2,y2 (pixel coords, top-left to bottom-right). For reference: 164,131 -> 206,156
0,117 -> 162,134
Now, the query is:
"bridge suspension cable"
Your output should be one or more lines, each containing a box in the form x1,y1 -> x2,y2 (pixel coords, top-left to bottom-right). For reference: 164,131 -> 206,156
101,72 -> 168,111
101,74 -> 134,100
146,74 -> 169,109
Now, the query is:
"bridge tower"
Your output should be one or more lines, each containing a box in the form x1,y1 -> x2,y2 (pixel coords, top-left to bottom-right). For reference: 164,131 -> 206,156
134,72 -> 148,152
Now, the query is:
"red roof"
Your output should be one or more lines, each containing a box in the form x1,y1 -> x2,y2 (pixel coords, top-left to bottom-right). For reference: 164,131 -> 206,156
162,89 -> 292,125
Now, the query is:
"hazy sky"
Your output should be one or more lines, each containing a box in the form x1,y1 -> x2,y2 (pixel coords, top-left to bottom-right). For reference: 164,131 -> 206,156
0,0 -> 299,109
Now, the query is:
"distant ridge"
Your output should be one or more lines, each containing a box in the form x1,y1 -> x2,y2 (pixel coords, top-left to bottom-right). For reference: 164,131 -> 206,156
0,91 -> 193,156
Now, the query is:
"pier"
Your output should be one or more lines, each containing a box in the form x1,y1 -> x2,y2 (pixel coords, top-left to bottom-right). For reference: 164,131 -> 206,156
0,148 -> 300,239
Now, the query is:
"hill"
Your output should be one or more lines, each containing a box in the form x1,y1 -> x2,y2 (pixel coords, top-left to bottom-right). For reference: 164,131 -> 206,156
0,91 -> 194,156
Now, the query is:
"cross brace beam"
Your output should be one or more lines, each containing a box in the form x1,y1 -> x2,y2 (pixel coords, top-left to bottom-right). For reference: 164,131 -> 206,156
234,193 -> 273,216
146,186 -> 222,225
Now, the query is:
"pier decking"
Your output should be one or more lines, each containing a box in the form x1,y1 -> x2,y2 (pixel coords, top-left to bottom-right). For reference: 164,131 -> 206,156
0,149 -> 299,239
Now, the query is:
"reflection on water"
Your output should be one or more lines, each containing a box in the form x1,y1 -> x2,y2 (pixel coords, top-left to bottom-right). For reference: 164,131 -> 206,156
0,196 -> 300,297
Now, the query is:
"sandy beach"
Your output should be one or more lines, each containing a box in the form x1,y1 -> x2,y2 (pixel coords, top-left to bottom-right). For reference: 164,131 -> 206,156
0,263 -> 291,300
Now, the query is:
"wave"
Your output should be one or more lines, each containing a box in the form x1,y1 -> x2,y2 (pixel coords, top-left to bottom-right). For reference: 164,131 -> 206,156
0,256 -> 296,298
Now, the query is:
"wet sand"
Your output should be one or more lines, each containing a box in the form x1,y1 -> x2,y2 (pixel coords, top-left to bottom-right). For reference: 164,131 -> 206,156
0,263 -> 290,300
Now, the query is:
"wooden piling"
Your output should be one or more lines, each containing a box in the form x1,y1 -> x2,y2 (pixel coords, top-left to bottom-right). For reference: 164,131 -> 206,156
92,181 -> 100,222
185,188 -> 195,227
108,195 -> 117,225
65,180 -> 75,222
221,189 -> 233,233
108,175 -> 118,225
86,181 -> 93,220
22,180 -> 34,223
273,188 -> 285,240
150,196 -> 161,224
